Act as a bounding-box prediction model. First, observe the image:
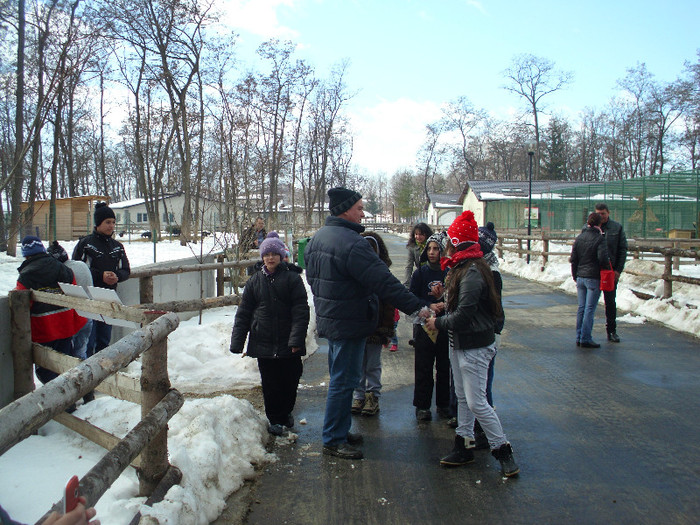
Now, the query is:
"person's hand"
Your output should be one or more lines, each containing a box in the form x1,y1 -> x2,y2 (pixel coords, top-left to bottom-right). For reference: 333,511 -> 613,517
424,316 -> 437,331
291,346 -> 301,353
102,271 -> 118,285
429,283 -> 444,298
43,498 -> 99,525
428,303 -> 440,314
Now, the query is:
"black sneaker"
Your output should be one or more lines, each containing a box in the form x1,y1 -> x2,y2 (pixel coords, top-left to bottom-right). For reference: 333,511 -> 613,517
268,424 -> 287,437
416,408 -> 432,421
436,406 -> 452,419
323,443 -> 363,459
580,341 -> 601,348
284,414 -> 294,428
607,332 -> 621,343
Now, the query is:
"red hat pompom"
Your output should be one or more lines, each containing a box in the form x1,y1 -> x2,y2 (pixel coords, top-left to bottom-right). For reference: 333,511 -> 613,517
447,210 -> 479,247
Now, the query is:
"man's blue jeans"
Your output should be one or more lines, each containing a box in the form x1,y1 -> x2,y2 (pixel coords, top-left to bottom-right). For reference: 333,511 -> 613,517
323,337 -> 366,446
87,319 -> 112,357
576,277 -> 601,343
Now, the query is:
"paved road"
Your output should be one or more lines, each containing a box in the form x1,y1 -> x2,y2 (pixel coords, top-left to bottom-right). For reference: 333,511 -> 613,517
235,232 -> 700,525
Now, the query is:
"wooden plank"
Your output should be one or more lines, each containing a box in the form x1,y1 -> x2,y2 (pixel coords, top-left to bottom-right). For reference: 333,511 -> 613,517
139,294 -> 240,313
33,344 -> 142,404
53,412 -> 141,468
30,290 -> 147,324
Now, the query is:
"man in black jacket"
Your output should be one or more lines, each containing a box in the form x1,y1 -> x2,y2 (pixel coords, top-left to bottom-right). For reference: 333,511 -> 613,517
304,187 -> 433,460
595,203 -> 628,343
72,202 -> 131,359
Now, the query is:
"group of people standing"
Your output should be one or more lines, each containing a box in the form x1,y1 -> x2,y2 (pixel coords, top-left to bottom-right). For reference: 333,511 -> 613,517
15,202 -> 130,407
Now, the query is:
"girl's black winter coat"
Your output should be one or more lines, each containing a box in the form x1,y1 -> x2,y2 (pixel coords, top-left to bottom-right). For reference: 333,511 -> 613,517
230,262 -> 310,358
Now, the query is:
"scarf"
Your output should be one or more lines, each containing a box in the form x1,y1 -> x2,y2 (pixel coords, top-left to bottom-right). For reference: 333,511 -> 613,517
440,243 -> 484,270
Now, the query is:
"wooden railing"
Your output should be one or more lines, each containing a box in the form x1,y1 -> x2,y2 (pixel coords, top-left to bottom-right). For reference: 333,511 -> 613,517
2,291 -> 182,523
495,232 -> 700,299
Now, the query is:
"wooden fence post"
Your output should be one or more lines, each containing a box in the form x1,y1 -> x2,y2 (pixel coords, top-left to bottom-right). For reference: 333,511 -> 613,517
139,311 -> 171,496
497,238 -> 503,259
8,290 -> 34,400
140,276 -> 154,305
663,254 -> 673,299
518,238 -> 523,259
672,241 -> 680,271
216,254 -> 225,297
542,233 -> 549,269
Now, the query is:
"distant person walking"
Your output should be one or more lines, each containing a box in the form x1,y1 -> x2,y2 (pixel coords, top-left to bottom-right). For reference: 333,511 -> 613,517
240,217 -> 267,251
571,212 -> 611,348
230,235 -> 310,437
595,203 -> 628,343
304,187 -> 433,460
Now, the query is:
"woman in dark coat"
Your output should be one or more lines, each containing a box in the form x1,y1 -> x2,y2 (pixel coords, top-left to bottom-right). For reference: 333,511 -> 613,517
571,212 -> 610,348
230,236 -> 310,436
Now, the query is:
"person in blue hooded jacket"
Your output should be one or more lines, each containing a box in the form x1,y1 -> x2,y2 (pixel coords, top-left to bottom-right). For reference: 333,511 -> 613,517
304,187 -> 434,460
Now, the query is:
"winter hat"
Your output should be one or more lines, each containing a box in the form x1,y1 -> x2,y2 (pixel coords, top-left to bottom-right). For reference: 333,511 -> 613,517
20,235 -> 46,257
259,237 -> 286,259
478,222 -> 498,254
47,240 -> 69,262
328,187 -> 362,216
94,202 -> 116,226
420,231 -> 448,263
447,210 -> 479,247
266,231 -> 280,239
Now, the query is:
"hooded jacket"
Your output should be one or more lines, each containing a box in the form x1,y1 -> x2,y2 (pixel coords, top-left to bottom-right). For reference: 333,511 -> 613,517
304,215 -> 424,340
16,253 -> 87,343
361,231 -> 396,346
230,262 -> 310,358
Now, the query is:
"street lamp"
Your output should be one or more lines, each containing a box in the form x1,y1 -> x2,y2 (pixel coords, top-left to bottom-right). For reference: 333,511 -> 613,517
526,140 -> 537,264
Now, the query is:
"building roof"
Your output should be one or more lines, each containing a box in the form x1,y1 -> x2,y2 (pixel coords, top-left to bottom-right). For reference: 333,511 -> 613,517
428,193 -> 462,208
461,180 -> 590,203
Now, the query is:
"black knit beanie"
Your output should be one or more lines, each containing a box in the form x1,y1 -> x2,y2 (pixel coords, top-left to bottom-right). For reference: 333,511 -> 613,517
328,187 -> 362,216
94,202 -> 115,226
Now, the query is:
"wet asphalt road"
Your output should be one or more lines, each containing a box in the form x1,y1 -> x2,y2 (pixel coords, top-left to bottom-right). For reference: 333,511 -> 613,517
236,232 -> 700,525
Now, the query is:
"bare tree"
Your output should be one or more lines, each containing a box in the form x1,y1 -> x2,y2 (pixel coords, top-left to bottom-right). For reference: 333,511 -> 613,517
503,54 -> 573,179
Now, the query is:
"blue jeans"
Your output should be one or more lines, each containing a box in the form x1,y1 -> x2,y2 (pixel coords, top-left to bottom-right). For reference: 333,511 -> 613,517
390,320 -> 398,346
72,319 -> 93,360
576,277 -> 601,343
451,344 -> 507,449
353,342 -> 382,399
87,320 -> 112,357
323,337 -> 366,446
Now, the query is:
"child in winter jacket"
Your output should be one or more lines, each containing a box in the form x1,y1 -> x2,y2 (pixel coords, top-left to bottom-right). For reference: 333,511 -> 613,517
409,231 -> 450,422
230,236 -> 310,436
351,232 -> 395,417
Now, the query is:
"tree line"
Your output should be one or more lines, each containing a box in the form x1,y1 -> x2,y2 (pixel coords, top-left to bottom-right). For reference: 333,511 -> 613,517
380,53 -> 700,221
0,0 -> 358,255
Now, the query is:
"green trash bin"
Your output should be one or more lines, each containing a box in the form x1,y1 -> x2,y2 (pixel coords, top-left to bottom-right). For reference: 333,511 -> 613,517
296,237 -> 310,269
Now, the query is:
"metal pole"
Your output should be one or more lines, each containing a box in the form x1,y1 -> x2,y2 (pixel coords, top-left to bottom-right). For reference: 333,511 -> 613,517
527,151 -> 534,264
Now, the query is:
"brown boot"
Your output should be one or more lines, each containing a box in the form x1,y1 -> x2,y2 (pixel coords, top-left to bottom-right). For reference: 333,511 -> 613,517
361,392 -> 379,416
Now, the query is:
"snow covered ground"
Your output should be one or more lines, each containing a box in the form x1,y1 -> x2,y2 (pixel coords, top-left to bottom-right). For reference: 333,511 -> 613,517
0,233 -> 698,524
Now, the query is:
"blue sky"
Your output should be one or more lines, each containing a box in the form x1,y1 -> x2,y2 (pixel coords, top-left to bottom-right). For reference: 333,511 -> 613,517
219,0 -> 699,175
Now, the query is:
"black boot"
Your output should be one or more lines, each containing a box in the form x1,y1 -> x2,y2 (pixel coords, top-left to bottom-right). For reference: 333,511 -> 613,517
491,443 -> 519,477
440,435 -> 475,467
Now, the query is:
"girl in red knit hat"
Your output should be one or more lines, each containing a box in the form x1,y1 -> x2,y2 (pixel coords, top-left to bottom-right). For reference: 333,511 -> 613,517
424,210 -> 519,477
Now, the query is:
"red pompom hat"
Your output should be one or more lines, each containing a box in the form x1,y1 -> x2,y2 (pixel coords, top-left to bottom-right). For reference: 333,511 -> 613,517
447,210 -> 479,247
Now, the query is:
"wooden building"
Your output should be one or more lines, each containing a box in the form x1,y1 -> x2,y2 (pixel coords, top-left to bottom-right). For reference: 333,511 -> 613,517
19,195 -> 108,241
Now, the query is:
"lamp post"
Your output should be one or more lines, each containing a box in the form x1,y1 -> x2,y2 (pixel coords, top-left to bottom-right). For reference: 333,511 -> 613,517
526,141 -> 537,264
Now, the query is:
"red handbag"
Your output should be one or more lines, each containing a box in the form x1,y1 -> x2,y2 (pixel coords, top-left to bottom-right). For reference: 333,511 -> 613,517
600,263 -> 615,291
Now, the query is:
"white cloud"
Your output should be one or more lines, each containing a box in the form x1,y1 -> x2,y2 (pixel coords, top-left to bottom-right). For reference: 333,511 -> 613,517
216,0 -> 300,39
349,98 -> 443,175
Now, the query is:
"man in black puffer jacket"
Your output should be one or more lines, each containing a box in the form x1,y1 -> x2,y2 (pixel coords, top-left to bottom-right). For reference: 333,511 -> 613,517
595,202 -> 628,343
304,187 -> 432,460
72,202 -> 130,362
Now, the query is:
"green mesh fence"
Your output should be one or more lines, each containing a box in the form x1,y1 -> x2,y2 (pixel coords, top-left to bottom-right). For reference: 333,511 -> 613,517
484,171 -> 700,238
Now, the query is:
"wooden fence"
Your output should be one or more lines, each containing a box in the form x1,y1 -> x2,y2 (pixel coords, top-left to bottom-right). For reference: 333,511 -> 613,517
496,232 -> 700,299
0,253 -> 260,523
